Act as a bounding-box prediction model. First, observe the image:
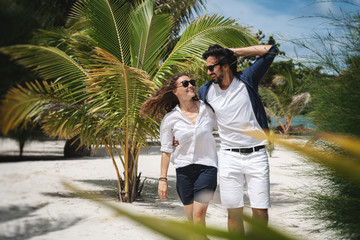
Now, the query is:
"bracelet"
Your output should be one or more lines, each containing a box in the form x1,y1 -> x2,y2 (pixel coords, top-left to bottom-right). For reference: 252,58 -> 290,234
159,177 -> 167,181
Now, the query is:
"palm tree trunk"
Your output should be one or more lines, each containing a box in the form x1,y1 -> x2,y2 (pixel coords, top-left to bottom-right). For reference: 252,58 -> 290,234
274,115 -> 287,134
105,144 -> 123,201
285,116 -> 293,135
130,144 -> 141,202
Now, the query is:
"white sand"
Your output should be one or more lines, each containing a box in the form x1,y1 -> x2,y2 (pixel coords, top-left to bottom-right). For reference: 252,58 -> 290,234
0,138 -> 336,240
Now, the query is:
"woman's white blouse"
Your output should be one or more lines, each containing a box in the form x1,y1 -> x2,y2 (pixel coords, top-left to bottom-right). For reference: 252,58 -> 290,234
160,100 -> 218,169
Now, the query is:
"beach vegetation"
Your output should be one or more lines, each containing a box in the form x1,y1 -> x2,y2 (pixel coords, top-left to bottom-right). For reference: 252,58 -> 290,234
291,1 -> 360,238
258,60 -> 314,135
0,0 -> 257,202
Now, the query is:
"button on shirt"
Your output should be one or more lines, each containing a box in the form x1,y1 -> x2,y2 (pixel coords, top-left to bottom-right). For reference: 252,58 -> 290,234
206,78 -> 268,149
160,101 -> 218,169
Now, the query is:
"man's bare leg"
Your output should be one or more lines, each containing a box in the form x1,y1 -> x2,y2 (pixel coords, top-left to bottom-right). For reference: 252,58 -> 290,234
228,207 -> 245,235
252,208 -> 268,225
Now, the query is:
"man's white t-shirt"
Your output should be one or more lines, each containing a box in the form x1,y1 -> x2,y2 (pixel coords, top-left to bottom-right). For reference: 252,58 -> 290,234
206,77 -> 268,149
160,100 -> 218,169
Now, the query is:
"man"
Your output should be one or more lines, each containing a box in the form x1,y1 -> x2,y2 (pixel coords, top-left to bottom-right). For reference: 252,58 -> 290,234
198,44 -> 278,234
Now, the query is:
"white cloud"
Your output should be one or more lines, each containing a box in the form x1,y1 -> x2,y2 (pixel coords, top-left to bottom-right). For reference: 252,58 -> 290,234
315,0 -> 335,13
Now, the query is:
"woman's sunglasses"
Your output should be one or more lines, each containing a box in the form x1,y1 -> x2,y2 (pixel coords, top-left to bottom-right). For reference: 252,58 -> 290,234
178,79 -> 196,88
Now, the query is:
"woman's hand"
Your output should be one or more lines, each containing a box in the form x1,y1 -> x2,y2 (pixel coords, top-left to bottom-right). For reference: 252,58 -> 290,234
158,180 -> 168,200
159,152 -> 171,200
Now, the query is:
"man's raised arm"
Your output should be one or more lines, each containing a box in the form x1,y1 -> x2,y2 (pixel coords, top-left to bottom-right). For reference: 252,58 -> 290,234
229,45 -> 273,57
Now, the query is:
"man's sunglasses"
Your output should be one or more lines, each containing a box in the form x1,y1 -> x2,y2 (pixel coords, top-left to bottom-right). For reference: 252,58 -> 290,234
206,63 -> 221,72
178,79 -> 196,88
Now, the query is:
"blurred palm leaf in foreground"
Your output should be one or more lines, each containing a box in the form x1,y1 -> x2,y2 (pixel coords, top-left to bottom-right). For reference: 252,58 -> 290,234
273,133 -> 360,185
0,0 -> 257,202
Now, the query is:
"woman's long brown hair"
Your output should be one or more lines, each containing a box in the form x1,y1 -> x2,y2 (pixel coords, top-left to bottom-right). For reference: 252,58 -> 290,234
140,73 -> 197,120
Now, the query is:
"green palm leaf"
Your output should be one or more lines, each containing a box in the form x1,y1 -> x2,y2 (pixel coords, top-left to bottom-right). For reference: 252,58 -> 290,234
71,0 -> 132,64
0,82 -> 46,135
41,104 -> 87,139
0,80 -> 83,136
130,0 -> 173,75
153,14 -> 257,84
260,87 -> 285,116
82,48 -> 156,147
0,45 -> 87,92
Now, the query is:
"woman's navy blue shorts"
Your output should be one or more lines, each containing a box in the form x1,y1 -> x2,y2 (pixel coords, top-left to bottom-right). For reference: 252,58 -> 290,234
176,164 -> 217,205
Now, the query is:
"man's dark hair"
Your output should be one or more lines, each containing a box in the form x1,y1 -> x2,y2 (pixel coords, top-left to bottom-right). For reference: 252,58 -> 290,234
202,44 -> 238,75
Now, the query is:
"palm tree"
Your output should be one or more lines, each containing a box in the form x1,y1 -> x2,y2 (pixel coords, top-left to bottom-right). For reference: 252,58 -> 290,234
0,0 -> 257,202
259,61 -> 312,135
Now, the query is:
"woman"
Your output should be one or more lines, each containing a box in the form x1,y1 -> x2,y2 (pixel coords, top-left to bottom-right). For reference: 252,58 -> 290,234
140,73 -> 218,226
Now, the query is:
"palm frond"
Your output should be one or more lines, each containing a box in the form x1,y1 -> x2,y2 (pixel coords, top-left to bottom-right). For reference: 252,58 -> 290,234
0,45 -> 88,91
272,75 -> 287,86
153,14 -> 258,84
272,64 -> 297,95
130,0 -> 173,75
66,0 -> 91,31
278,135 -> 360,184
316,133 -> 360,157
72,0 -> 132,64
41,104 -> 87,139
259,87 -> 285,116
0,80 -> 85,136
154,0 -> 206,25
30,28 -> 71,49
79,47 -> 157,148
0,83 -> 46,135
287,92 -> 311,117
248,131 -> 360,184
264,107 -> 286,133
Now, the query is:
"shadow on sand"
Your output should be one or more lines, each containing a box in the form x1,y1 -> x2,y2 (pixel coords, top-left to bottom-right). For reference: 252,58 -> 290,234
41,177 -> 298,210
41,177 -> 181,206
0,203 -> 82,240
41,176 -> 188,218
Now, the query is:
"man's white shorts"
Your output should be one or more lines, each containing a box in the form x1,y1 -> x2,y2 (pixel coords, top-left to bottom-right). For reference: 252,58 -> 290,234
218,148 -> 270,209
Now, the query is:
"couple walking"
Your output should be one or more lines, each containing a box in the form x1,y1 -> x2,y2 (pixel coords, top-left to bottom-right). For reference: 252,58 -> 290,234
140,43 -> 278,235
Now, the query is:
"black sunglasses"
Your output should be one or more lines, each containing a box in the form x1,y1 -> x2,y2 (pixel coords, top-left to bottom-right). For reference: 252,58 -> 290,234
206,63 -> 221,72
178,79 -> 196,88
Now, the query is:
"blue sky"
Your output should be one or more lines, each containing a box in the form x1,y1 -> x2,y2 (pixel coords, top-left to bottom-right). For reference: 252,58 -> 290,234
201,0 -> 358,61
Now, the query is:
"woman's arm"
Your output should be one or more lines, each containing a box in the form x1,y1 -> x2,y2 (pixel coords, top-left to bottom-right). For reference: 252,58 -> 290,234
158,152 -> 171,200
229,45 -> 273,57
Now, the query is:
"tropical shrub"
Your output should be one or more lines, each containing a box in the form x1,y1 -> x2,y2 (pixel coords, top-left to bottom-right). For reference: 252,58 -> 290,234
259,60 -> 313,135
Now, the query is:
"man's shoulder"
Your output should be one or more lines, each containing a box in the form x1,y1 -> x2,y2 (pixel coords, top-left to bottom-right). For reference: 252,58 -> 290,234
199,80 -> 214,89
198,80 -> 214,99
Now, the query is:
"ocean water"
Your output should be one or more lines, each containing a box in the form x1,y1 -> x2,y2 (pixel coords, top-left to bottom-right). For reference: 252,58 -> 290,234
269,116 -> 315,129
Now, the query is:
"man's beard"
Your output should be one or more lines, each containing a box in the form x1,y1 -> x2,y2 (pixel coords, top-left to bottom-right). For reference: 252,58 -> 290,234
213,73 -> 224,85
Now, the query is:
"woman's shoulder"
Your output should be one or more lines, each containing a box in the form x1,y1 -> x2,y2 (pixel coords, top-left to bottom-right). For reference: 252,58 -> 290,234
162,106 -> 180,121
